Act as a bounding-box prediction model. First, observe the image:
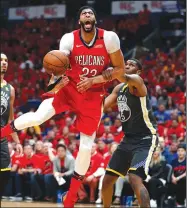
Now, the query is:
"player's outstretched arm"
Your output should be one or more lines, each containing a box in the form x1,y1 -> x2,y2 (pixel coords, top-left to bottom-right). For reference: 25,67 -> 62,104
103,83 -> 123,112
124,74 -> 147,97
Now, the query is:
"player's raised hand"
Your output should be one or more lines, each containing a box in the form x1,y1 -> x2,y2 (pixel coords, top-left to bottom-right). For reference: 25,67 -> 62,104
77,76 -> 93,93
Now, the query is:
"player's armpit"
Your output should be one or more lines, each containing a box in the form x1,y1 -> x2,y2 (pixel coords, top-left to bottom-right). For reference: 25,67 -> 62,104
124,74 -> 147,97
103,84 -> 123,112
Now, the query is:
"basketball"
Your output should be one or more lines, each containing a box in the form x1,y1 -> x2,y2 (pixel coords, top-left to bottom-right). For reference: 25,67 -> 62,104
43,50 -> 69,76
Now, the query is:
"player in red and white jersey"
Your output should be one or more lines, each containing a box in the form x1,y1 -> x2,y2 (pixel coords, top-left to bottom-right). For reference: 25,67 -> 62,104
1,6 -> 125,207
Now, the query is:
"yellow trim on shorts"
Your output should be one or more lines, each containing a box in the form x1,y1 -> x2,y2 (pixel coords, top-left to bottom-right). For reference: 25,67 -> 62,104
0,168 -> 11,171
106,168 -> 125,178
128,167 -> 137,171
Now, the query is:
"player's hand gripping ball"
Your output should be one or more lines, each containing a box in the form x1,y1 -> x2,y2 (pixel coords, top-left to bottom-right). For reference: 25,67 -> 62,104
43,50 -> 70,76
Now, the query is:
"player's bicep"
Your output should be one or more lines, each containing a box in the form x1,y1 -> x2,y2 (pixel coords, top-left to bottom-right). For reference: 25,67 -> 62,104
109,49 -> 125,68
137,83 -> 147,97
128,75 -> 147,97
59,33 -> 74,56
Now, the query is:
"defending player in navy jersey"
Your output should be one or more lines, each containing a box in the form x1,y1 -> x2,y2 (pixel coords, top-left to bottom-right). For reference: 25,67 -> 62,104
0,53 -> 23,198
102,58 -> 158,208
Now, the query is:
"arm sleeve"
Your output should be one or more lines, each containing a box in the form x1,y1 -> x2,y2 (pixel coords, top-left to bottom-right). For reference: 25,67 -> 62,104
104,31 -> 120,54
53,158 -> 59,173
93,167 -> 105,177
59,33 -> 74,56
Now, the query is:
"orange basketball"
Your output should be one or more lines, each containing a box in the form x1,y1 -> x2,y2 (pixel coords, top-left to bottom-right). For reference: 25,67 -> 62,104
43,50 -> 69,76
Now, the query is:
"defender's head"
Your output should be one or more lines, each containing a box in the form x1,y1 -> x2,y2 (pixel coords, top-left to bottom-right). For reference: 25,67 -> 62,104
78,6 -> 97,33
1,53 -> 8,74
125,58 -> 142,75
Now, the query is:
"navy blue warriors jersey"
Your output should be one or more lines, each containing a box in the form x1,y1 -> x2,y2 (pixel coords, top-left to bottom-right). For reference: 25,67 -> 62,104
117,84 -> 157,136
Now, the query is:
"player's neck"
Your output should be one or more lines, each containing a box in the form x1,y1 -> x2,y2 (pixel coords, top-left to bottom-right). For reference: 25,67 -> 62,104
1,75 -> 4,84
80,27 -> 96,44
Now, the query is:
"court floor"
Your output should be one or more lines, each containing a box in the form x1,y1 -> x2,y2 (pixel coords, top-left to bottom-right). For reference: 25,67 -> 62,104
1,201 -> 122,207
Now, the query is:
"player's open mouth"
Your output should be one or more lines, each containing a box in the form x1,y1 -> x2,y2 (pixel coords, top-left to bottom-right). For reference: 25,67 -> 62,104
84,21 -> 92,29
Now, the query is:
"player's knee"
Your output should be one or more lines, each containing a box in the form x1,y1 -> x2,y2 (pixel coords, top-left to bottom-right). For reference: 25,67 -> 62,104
79,132 -> 95,151
102,174 -> 116,192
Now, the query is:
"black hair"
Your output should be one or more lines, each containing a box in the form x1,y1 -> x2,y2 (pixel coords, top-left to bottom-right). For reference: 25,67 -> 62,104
56,144 -> 67,151
178,143 -> 186,150
128,58 -> 143,70
77,6 -> 97,19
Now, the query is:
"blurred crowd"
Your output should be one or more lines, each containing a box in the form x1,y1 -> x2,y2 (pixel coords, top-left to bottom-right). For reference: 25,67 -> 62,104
1,10 -> 186,207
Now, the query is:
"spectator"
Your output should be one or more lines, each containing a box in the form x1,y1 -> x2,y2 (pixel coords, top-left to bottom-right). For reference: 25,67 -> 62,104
169,142 -> 178,163
157,89 -> 169,107
19,127 -> 41,146
170,143 -> 186,207
18,145 -> 43,201
154,104 -> 170,124
34,141 -> 44,156
158,137 -> 172,164
145,147 -> 167,207
78,143 -> 105,203
30,142 -> 55,201
46,144 -> 75,200
166,119 -> 185,142
97,139 -> 108,156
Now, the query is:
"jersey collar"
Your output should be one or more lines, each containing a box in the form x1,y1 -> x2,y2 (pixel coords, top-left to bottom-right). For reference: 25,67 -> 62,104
79,28 -> 98,49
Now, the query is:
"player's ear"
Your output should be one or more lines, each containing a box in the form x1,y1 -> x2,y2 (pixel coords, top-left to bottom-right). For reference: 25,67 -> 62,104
78,20 -> 80,25
137,70 -> 141,75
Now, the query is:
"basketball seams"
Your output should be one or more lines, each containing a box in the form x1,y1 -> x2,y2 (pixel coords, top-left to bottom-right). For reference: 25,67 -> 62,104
43,60 -> 65,68
48,52 -> 68,66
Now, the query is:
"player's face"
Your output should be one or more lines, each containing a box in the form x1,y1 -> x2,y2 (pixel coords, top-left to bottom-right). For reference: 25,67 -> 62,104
79,9 -> 96,33
125,60 -> 139,75
1,53 -> 8,74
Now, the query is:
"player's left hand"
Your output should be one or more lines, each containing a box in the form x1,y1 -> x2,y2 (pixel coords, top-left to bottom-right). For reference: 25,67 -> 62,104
16,143 -> 23,156
77,76 -> 93,93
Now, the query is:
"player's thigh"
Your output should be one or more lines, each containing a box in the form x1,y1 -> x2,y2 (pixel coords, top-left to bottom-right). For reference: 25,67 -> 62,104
77,99 -> 103,135
128,136 -> 158,180
106,148 -> 132,178
52,82 -> 80,114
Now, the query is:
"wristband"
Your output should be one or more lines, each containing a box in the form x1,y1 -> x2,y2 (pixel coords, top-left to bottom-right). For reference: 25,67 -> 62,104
102,69 -> 114,81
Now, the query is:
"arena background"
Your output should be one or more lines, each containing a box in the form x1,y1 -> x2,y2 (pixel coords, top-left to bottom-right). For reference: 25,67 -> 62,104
1,0 -> 186,207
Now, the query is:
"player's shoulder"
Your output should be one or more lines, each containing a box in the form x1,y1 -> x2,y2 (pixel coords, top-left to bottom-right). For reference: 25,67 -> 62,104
7,83 -> 15,95
61,32 -> 74,40
103,30 -> 119,40
113,83 -> 125,93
